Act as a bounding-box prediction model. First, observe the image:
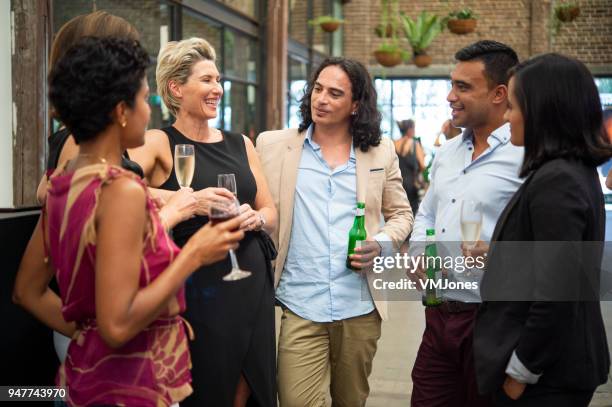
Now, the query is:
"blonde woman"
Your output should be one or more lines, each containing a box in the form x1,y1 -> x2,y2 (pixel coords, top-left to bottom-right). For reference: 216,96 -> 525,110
129,38 -> 277,407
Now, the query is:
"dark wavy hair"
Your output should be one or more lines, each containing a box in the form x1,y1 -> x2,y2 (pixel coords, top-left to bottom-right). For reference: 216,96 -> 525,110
49,36 -> 150,144
298,57 -> 382,152
509,53 -> 612,177
455,40 -> 518,88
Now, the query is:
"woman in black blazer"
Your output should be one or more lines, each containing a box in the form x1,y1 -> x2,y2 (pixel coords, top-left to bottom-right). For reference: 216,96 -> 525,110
473,53 -> 612,406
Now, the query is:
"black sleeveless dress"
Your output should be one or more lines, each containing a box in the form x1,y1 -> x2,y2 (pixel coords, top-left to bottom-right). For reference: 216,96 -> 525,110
396,138 -> 420,214
158,126 -> 276,407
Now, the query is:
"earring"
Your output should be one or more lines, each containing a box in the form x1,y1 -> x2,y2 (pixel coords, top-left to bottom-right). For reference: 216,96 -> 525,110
121,121 -> 127,128
351,111 -> 357,116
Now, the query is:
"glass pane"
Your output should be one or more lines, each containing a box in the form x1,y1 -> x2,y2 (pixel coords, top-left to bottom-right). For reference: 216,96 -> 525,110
221,81 -> 256,137
224,30 -> 258,83
289,0 -> 308,44
52,0 -> 171,130
182,9 -> 222,54
596,77 -> 612,108
217,0 -> 258,20
287,57 -> 308,129
376,78 -> 452,152
375,79 -> 393,105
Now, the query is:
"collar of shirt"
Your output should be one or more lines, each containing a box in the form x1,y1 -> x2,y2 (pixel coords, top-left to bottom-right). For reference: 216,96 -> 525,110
304,124 -> 356,164
462,123 -> 511,150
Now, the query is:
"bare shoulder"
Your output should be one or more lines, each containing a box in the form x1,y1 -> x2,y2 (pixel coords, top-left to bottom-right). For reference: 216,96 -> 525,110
145,129 -> 170,148
99,176 -> 146,212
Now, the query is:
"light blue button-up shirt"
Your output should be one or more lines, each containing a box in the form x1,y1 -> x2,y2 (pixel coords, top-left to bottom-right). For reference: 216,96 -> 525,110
276,126 -> 375,322
409,123 -> 524,302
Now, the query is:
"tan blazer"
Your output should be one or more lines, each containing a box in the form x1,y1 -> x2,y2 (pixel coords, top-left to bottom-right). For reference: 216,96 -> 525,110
256,128 -> 413,320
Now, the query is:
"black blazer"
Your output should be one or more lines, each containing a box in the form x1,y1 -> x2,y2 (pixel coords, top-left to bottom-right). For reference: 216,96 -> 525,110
474,158 -> 610,394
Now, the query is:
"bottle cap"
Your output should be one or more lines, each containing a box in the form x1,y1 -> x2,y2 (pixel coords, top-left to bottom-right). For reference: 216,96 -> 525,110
356,202 -> 365,209
426,228 -> 435,236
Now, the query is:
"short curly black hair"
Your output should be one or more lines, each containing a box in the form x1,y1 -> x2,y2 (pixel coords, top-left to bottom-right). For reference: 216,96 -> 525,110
455,40 -> 518,88
49,36 -> 150,144
298,57 -> 382,152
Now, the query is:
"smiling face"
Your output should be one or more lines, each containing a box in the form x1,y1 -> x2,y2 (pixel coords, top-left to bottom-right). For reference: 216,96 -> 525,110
447,60 -> 497,129
504,77 -> 525,146
310,65 -> 358,128
175,59 -> 223,120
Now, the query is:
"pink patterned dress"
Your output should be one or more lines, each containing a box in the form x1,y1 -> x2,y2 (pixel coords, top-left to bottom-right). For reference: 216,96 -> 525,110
45,164 -> 192,407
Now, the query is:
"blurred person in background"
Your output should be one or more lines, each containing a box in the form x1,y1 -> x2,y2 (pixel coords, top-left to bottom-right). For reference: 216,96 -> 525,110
395,119 -> 425,213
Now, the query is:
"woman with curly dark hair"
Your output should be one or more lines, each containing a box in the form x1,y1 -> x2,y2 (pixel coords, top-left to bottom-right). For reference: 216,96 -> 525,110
12,37 -> 246,407
256,56 -> 413,406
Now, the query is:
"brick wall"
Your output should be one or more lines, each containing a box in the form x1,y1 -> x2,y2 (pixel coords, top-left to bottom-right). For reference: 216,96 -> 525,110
342,0 -> 612,72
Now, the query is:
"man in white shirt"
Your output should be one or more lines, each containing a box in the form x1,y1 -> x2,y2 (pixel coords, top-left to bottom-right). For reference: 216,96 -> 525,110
409,40 -> 523,407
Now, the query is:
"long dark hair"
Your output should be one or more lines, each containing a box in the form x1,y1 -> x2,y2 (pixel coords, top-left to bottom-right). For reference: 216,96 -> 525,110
510,53 -> 612,177
298,57 -> 382,152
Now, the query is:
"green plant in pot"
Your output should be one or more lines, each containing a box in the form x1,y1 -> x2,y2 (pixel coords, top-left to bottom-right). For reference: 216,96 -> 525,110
400,11 -> 443,68
551,2 -> 580,34
555,2 -> 580,22
374,42 -> 409,68
447,7 -> 478,34
308,16 -> 344,33
375,0 -> 400,38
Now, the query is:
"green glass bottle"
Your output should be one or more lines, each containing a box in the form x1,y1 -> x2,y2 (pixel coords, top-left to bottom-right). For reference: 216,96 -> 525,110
346,202 -> 367,270
423,228 -> 443,307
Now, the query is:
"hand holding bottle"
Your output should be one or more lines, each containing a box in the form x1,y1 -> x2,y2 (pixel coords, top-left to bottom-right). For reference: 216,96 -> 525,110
348,238 -> 382,274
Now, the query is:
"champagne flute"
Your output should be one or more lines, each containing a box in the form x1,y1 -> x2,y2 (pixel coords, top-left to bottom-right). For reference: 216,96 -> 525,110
174,144 -> 195,188
216,173 -> 251,281
460,200 -> 483,277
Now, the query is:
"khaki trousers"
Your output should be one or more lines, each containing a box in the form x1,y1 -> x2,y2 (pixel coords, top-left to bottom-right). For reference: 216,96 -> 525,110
277,308 -> 382,407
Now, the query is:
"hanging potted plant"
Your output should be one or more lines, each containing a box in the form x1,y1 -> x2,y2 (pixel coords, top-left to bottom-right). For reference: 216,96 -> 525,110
551,2 -> 580,35
308,16 -> 344,33
374,0 -> 400,38
401,11 -> 443,68
373,42 -> 408,67
447,8 -> 478,35
555,2 -> 580,22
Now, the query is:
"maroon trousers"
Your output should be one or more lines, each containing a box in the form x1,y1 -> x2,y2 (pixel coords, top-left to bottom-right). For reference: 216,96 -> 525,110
411,305 -> 492,407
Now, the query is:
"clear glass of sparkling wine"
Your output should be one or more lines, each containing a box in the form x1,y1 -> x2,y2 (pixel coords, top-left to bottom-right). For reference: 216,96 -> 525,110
174,144 -> 195,188
214,173 -> 251,281
460,200 -> 483,276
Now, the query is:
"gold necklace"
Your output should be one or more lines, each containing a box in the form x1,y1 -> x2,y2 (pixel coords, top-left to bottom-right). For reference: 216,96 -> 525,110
76,153 -> 108,164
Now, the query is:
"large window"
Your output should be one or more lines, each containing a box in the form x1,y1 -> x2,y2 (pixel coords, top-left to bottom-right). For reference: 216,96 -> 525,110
286,0 -> 342,128
596,77 -> 612,108
375,78 -> 452,154
287,56 -> 308,129
53,0 -> 173,131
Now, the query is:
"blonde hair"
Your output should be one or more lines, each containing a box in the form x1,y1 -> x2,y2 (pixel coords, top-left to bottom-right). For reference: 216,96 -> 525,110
50,11 -> 139,70
156,37 -> 217,116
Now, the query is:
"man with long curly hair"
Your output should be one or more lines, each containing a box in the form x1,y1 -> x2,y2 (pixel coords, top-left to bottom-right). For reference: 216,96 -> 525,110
256,57 -> 413,406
